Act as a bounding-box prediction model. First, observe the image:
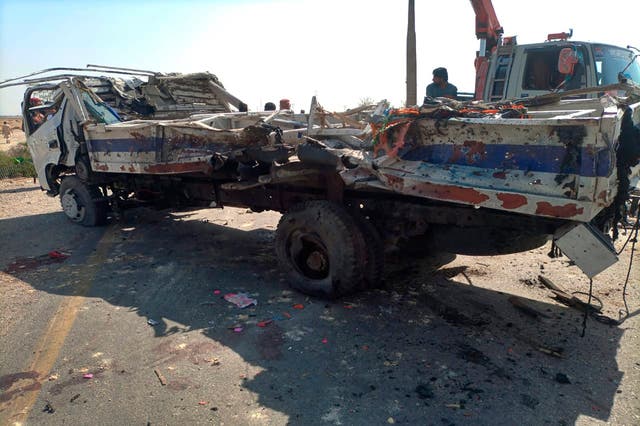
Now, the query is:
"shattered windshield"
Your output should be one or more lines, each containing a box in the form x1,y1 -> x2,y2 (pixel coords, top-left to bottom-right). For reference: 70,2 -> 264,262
81,91 -> 121,124
593,44 -> 640,85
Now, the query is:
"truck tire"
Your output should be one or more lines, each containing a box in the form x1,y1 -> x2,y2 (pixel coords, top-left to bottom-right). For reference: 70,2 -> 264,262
275,201 -> 366,298
59,176 -> 108,226
354,215 -> 385,289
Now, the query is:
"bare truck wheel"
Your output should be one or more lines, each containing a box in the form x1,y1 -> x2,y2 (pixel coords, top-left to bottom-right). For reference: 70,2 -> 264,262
275,201 -> 366,298
59,176 -> 108,226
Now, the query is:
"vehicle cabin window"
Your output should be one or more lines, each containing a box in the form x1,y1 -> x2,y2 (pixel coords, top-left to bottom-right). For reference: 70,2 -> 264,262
593,44 -> 640,86
81,91 -> 121,125
522,47 -> 586,91
26,89 -> 60,133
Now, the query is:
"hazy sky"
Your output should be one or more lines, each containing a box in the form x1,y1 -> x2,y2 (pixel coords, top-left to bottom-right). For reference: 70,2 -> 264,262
1,0 -> 639,115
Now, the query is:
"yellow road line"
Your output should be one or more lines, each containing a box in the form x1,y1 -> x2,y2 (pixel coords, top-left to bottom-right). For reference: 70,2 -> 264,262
1,226 -> 117,425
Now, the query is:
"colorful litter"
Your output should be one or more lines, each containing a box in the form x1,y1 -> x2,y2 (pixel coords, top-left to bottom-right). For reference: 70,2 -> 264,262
224,293 -> 257,308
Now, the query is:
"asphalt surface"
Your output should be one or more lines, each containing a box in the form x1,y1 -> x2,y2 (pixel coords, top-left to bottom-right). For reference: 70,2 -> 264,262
1,178 -> 639,425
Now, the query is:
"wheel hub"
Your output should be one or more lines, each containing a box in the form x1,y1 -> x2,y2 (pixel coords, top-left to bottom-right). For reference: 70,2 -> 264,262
306,250 -> 328,272
290,232 -> 330,280
61,191 -> 85,221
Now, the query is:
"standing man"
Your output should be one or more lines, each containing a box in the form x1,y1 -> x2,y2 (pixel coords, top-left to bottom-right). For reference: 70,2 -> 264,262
426,67 -> 458,99
2,121 -> 12,144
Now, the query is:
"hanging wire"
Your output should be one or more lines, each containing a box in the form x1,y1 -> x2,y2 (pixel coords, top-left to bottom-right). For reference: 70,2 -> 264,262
581,278 -> 594,337
618,208 -> 639,323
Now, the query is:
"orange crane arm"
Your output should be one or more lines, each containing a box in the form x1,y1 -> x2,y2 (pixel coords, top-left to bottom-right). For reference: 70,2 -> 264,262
470,0 -> 504,100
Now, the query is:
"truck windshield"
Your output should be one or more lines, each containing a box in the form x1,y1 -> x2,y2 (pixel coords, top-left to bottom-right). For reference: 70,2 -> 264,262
81,91 -> 121,124
593,44 -> 640,85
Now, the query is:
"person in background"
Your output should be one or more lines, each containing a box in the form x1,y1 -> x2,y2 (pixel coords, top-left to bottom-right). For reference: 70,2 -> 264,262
426,67 -> 457,99
2,121 -> 12,144
279,99 -> 291,110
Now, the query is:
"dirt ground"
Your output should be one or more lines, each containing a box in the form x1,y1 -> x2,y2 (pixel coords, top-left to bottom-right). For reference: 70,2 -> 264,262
0,177 -> 639,425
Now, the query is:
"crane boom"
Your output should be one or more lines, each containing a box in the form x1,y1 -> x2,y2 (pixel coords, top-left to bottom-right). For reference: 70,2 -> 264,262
470,0 -> 504,99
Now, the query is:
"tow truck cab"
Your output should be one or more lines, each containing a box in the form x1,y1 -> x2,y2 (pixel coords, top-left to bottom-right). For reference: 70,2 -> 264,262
483,40 -> 640,101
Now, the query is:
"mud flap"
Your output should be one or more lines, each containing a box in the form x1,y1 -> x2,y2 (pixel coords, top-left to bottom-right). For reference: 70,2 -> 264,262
553,222 -> 618,278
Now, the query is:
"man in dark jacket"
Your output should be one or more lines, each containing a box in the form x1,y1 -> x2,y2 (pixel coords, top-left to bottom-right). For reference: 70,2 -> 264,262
426,67 -> 457,99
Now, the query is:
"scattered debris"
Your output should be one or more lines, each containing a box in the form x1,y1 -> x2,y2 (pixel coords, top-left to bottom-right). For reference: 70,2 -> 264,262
48,373 -> 59,381
224,293 -> 257,308
387,417 -> 395,424
445,403 -> 461,409
555,373 -> 571,384
82,373 -> 93,379
209,358 -> 221,366
257,320 -> 273,328
322,338 -> 328,344
198,401 -> 208,406
154,369 -> 167,386
48,250 -> 70,259
147,319 -> 159,326
70,394 -> 80,403
233,327 -> 243,333
415,383 -> 435,399
213,290 -> 221,295
536,346 -> 565,359
508,296 -> 550,319
283,312 -> 292,319
539,275 -> 601,313
293,304 -> 304,310
43,401 -> 55,414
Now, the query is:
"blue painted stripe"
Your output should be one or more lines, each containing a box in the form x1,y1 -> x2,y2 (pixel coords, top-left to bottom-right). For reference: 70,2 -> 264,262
399,144 -> 612,177
89,137 -> 162,152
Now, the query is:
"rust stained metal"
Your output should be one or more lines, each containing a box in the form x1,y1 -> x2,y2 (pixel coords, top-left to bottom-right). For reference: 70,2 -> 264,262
383,174 -> 491,205
497,193 -> 528,209
449,140 -> 487,164
143,160 -> 213,175
535,201 -> 584,218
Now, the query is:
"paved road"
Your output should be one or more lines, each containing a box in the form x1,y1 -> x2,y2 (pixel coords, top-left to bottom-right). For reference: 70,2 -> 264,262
1,178 -> 639,425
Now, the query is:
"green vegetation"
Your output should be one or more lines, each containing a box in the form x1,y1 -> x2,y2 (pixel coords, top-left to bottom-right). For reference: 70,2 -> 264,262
0,142 -> 36,179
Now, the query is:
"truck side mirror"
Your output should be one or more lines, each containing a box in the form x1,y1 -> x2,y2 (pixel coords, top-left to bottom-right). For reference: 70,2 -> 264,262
558,48 -> 579,75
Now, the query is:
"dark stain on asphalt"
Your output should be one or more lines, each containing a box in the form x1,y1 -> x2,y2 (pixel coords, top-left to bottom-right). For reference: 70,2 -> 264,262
153,340 -> 220,365
0,371 -> 41,404
48,370 -> 105,396
256,325 -> 284,360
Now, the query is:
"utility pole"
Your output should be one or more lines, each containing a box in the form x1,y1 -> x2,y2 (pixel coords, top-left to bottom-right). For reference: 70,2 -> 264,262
406,0 -> 417,106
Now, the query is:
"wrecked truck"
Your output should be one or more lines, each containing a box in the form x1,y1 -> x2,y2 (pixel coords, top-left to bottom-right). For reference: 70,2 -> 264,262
6,76 -> 640,298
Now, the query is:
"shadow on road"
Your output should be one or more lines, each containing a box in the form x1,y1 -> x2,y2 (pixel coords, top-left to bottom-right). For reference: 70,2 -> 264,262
0,208 -> 627,425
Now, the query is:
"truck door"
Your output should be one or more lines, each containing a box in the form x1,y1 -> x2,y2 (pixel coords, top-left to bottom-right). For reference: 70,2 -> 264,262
23,89 -> 65,191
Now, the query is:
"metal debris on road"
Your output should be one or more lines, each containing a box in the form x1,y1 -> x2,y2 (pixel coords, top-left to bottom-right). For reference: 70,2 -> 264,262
154,368 -> 167,386
43,401 -> 55,414
257,320 -> 273,327
224,293 -> 257,308
48,250 -> 70,259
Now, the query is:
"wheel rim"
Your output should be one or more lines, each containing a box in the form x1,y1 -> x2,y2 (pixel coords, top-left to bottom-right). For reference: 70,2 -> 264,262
289,231 -> 330,280
61,189 -> 86,222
